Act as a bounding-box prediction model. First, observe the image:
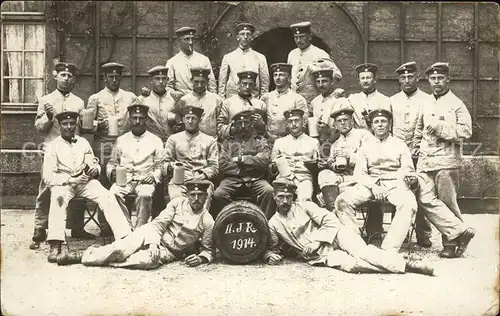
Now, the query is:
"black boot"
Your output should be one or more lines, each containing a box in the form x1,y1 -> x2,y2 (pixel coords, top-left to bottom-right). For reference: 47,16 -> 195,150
439,245 -> 456,258
30,228 -> 47,250
57,251 -> 84,266
455,227 -> 476,257
405,259 -> 434,276
47,241 -> 62,263
417,237 -> 432,248
321,185 -> 339,212
71,229 -> 96,240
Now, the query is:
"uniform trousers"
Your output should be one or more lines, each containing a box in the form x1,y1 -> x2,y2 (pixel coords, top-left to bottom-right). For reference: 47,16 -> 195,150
47,180 -> 131,241
33,169 -> 85,234
110,181 -> 155,228
93,136 -> 116,232
416,170 -> 466,245
324,226 -> 406,273
335,180 -> 417,252
81,225 -> 180,270
212,177 -> 275,219
315,171 -> 355,207
276,174 -> 313,201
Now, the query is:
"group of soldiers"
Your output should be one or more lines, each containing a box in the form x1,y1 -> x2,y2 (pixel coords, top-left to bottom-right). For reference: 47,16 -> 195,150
30,21 -> 476,276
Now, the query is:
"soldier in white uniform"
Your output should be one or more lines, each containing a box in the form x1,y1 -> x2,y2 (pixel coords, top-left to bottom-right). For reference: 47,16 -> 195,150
178,66 -> 222,138
334,109 -> 418,251
218,22 -> 270,99
287,22 -> 341,106
261,63 -> 308,143
390,61 -> 433,248
86,62 -> 139,187
317,108 -> 374,211
264,179 -> 434,276
348,63 -> 392,130
165,27 -> 217,101
217,71 -> 267,140
310,68 -> 353,147
271,109 -> 319,201
416,62 -> 475,258
137,66 -> 178,143
60,180 -> 214,269
44,111 -> 132,263
163,106 -> 219,209
85,62 -> 139,235
30,62 -> 90,249
107,104 -> 164,228
335,109 -> 475,256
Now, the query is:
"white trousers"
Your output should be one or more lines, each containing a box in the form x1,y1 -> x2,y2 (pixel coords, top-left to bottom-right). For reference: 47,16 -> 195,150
47,180 -> 132,241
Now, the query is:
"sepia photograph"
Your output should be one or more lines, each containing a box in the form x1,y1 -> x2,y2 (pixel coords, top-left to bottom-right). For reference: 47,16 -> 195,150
1,1 -> 499,315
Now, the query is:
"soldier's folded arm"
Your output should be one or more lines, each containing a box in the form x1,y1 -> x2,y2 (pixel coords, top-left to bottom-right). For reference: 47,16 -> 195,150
435,103 -> 473,142
241,138 -> 271,168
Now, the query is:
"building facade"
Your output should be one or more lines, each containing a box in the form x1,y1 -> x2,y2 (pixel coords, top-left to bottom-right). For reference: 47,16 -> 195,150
1,1 -> 499,211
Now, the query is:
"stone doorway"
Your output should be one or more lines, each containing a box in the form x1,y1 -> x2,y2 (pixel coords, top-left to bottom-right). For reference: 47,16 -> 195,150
251,27 -> 331,91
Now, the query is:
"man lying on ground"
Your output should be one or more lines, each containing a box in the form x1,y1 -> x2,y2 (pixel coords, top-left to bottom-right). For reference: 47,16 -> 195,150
263,179 -> 434,276
56,180 -> 214,269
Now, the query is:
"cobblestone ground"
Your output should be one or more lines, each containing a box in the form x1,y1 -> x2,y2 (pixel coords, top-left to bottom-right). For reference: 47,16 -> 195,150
1,209 -> 498,316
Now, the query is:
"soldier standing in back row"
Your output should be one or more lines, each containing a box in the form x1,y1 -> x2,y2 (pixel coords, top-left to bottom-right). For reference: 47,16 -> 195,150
86,62 -> 138,189
165,27 -> 217,101
218,22 -> 270,99
137,66 -> 178,143
261,63 -> 308,144
30,62 -> 91,249
348,63 -> 392,130
416,62 -> 475,258
287,22 -> 341,106
217,71 -> 267,140
179,66 -> 223,138
390,61 -> 434,248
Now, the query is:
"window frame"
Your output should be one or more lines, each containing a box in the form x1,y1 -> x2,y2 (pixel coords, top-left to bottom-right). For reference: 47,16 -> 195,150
1,6 -> 47,114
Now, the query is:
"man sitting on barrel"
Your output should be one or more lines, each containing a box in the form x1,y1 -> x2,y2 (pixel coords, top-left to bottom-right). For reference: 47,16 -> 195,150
212,110 -> 275,219
263,179 -> 434,276
58,180 -> 214,269
270,108 -> 319,201
316,108 -> 374,211
107,104 -> 164,228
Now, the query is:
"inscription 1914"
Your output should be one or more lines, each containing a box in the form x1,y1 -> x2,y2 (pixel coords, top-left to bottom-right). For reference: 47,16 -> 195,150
224,221 -> 259,251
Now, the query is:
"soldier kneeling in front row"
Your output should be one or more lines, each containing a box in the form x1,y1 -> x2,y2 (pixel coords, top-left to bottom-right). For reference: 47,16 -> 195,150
57,180 -> 214,269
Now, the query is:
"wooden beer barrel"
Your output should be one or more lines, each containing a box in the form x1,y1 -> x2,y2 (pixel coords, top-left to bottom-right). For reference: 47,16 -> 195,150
213,200 -> 269,264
